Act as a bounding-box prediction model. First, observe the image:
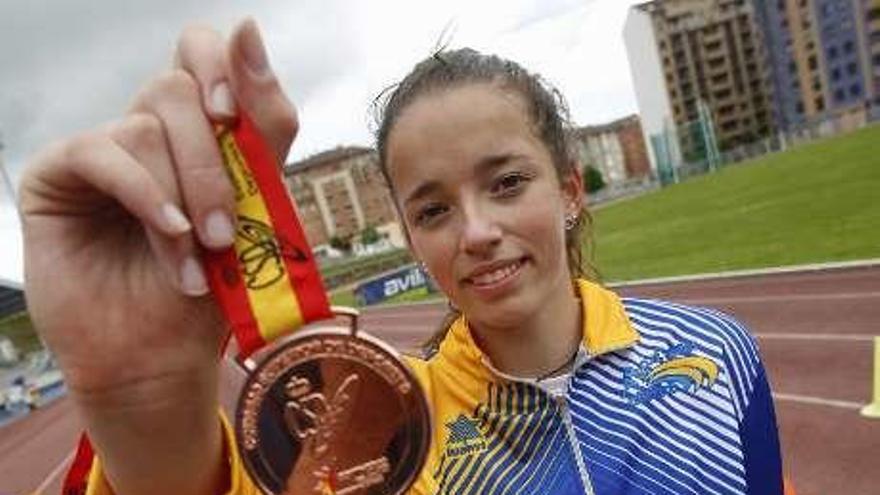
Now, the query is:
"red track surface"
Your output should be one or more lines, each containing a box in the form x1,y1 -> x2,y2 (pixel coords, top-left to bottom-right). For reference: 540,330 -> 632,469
2,265 -> 878,494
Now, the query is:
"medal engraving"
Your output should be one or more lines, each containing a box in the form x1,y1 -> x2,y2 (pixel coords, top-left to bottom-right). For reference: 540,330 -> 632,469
236,328 -> 431,494
312,457 -> 391,494
284,373 -> 360,457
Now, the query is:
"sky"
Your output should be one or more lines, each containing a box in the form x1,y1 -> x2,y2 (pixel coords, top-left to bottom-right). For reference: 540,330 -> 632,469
0,0 -> 645,284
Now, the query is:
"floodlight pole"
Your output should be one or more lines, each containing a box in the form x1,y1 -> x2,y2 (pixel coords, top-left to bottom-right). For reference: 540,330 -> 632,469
0,131 -> 19,213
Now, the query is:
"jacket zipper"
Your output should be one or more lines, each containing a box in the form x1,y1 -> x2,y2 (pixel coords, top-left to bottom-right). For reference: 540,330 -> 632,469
557,396 -> 595,495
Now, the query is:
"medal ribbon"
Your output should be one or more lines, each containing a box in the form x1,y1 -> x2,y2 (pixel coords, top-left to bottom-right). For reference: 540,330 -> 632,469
204,113 -> 332,357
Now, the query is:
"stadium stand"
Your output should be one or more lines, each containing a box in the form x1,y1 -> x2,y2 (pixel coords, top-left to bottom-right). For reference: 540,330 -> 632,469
0,277 -> 24,319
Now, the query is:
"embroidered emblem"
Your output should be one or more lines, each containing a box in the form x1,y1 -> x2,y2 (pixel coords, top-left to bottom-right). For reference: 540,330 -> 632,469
623,341 -> 719,405
444,414 -> 487,458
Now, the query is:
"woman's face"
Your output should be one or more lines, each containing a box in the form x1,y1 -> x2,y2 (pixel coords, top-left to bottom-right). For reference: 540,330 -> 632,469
386,83 -> 581,329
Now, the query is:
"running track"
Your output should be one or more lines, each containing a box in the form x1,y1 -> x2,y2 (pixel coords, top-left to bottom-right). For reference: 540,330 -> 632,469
2,264 -> 877,494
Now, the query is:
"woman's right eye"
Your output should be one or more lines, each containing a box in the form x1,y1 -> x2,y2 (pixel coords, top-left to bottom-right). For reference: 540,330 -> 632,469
413,204 -> 448,227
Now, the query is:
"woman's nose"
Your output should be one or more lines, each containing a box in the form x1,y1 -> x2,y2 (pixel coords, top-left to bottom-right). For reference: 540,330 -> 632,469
459,206 -> 502,256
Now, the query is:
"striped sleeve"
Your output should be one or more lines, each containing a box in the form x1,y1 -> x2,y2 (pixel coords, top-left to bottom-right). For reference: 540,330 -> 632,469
739,360 -> 784,494
706,309 -> 783,495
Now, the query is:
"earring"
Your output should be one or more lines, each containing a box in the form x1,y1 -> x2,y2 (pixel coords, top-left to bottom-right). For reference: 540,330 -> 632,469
564,213 -> 578,231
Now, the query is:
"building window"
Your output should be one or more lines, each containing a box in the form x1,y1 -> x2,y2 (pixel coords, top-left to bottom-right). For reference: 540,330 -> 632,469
808,55 -> 818,71
828,46 -> 838,60
850,83 -> 862,97
835,88 -> 846,102
847,62 -> 858,75
831,68 -> 841,81
843,40 -> 854,54
815,96 -> 825,112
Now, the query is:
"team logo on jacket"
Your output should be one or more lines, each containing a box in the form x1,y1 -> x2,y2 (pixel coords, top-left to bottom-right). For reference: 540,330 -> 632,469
622,341 -> 719,406
444,414 -> 487,458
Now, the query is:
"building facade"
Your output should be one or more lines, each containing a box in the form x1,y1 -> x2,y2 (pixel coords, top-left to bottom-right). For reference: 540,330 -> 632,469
752,0 -> 880,131
571,115 -> 652,184
626,0 -> 776,161
284,147 -> 400,251
853,0 -> 880,117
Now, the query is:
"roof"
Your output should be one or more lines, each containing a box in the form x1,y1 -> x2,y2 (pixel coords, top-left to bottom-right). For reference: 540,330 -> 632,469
284,146 -> 375,176
0,284 -> 24,319
633,1 -> 658,13
572,114 -> 641,139
0,276 -> 21,291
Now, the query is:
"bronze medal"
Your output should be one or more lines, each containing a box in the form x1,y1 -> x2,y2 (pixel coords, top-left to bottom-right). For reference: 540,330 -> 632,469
202,116 -> 431,494
235,310 -> 431,495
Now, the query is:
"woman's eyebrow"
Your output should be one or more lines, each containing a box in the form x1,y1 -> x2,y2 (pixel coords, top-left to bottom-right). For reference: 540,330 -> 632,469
474,152 -> 530,177
404,180 -> 442,206
403,152 -> 527,205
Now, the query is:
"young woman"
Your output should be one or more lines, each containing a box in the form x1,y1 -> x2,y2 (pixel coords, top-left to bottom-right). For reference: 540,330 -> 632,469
20,20 -> 784,495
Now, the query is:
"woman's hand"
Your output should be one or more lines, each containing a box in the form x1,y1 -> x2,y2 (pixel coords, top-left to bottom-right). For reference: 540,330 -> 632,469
19,19 -> 296,495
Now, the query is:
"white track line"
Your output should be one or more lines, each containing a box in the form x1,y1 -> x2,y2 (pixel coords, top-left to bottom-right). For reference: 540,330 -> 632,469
755,333 -> 874,342
772,393 -> 865,410
607,258 -> 880,288
33,448 -> 75,494
677,292 -> 880,305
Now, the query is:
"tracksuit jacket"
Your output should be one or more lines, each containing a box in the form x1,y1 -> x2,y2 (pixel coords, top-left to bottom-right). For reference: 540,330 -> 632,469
81,280 -> 783,494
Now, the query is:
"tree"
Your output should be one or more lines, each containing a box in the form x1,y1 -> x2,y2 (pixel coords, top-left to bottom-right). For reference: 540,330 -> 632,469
329,235 -> 352,252
583,165 -> 606,193
360,225 -> 380,245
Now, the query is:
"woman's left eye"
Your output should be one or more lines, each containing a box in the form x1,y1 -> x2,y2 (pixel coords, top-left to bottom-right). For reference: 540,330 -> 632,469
491,172 -> 531,197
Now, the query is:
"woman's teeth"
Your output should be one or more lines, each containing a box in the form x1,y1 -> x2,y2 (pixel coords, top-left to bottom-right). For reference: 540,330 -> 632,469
471,260 -> 522,285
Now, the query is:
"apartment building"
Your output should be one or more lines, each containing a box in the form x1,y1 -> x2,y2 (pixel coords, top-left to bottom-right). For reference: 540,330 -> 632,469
284,146 -> 399,249
753,0 -> 878,131
855,0 -> 880,116
625,0 -> 776,171
571,115 -> 652,184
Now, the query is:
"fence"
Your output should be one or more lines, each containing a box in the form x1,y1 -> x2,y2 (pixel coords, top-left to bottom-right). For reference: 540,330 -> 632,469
647,107 -> 879,187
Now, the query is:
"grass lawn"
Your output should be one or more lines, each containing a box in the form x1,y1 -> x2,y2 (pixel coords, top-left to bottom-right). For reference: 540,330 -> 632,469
591,125 -> 880,282
0,312 -> 42,355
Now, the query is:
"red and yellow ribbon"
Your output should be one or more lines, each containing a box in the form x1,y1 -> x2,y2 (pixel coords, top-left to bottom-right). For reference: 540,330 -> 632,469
205,114 -> 332,357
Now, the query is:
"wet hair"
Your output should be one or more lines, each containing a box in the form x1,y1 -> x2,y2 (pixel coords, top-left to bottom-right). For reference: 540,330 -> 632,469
371,48 -> 598,356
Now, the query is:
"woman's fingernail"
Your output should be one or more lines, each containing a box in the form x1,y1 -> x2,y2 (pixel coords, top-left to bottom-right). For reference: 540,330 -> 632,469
204,210 -> 236,248
180,256 -> 209,296
161,203 -> 192,235
239,19 -> 270,76
210,82 -> 236,118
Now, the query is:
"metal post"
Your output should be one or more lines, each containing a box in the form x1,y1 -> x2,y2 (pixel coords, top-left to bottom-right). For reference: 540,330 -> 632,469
698,99 -> 720,172
861,336 -> 880,419
0,131 -> 18,211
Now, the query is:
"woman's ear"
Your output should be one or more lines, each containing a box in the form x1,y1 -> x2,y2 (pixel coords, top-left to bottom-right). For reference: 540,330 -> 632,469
561,161 -> 585,216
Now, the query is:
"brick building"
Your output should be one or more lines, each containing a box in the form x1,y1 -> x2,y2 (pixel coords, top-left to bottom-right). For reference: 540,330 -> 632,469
284,147 -> 401,251
571,115 -> 652,184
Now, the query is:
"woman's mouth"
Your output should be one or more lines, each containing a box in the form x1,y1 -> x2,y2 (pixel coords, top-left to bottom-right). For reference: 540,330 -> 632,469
465,257 -> 528,288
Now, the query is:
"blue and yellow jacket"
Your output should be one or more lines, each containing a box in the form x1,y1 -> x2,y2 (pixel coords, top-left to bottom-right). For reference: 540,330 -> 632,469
82,280 -> 783,494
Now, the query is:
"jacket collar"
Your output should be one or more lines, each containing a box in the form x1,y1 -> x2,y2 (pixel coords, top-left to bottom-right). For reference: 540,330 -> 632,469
438,279 -> 639,376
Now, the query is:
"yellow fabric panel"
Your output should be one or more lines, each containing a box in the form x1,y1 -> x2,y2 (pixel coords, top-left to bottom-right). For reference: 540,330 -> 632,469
577,279 -> 639,354
84,413 -> 260,495
219,412 -> 261,495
